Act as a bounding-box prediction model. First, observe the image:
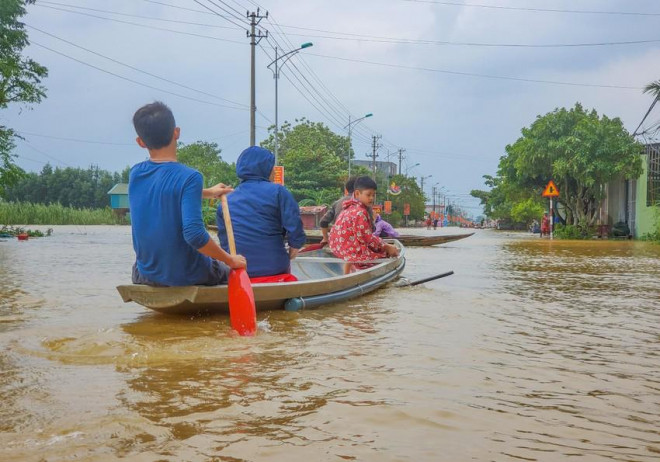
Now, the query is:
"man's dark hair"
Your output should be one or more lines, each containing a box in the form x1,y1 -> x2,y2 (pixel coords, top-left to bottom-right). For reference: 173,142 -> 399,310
345,176 -> 357,194
354,176 -> 377,191
132,101 -> 176,150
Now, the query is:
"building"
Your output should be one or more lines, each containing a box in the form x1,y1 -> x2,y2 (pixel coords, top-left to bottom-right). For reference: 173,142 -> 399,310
634,142 -> 660,237
352,160 -> 397,177
107,183 -> 129,218
602,142 -> 659,237
299,205 -> 328,230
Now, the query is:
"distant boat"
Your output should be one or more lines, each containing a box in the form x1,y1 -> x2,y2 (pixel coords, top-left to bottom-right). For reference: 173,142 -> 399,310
117,241 -> 405,315
305,232 -> 474,247
206,225 -> 473,247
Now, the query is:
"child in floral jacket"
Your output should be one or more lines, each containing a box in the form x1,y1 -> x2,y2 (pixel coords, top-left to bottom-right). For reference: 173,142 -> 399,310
329,176 -> 399,264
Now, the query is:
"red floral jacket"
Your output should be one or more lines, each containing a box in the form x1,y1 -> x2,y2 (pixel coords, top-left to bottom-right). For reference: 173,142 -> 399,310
328,199 -> 386,262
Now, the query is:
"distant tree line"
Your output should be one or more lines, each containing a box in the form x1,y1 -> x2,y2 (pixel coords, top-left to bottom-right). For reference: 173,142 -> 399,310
4,164 -> 130,209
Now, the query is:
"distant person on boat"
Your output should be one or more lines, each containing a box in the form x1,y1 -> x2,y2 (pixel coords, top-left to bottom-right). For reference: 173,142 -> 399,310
426,216 -> 432,230
215,146 -> 305,280
373,213 -> 400,238
433,218 -> 438,230
329,176 -> 399,268
129,101 -> 246,286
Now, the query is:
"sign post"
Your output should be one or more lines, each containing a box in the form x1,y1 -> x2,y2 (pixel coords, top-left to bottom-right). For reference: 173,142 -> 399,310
542,180 -> 560,240
273,166 -> 284,185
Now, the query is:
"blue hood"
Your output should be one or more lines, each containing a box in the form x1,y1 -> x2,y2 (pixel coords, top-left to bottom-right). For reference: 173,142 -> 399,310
236,146 -> 275,181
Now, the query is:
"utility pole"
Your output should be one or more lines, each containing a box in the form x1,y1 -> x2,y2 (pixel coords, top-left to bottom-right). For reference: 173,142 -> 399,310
247,9 -> 268,146
432,186 -> 437,216
397,148 -> 406,175
369,135 -> 381,179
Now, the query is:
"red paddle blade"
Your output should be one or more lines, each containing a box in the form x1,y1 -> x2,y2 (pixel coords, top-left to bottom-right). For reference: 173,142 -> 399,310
228,268 -> 257,336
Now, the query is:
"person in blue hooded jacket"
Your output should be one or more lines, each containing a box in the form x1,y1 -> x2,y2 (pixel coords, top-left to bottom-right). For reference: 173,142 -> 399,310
216,146 -> 306,278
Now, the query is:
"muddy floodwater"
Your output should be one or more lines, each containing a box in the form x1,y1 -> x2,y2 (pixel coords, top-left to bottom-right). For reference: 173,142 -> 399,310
1,226 -> 660,461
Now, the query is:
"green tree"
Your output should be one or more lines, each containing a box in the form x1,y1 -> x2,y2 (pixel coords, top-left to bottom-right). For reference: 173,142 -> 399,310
177,141 -> 237,187
381,174 -> 425,224
476,103 -> 642,227
5,164 -> 124,208
261,119 -> 348,203
510,197 -> 545,226
1,0 -> 48,196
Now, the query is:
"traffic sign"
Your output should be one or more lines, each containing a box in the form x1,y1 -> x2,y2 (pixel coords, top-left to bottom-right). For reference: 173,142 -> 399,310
542,180 -> 560,197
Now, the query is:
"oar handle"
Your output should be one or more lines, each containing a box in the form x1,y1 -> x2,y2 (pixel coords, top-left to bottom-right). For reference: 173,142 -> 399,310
220,195 -> 237,256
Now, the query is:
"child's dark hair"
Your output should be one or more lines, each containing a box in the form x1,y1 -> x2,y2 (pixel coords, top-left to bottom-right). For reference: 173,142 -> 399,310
133,101 -> 176,150
345,176 -> 357,194
354,176 -> 377,191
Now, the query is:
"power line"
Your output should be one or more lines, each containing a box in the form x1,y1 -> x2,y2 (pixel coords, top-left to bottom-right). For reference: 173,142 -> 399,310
304,52 -> 643,90
20,139 -> 72,167
192,0 -> 249,30
400,0 -> 660,17
34,4 -> 247,45
26,24 -> 249,109
17,131 -> 134,146
38,1 -> 239,30
212,0 -> 248,19
30,41 -> 250,110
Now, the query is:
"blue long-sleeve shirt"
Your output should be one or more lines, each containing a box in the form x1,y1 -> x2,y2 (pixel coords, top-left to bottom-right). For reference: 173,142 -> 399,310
216,147 -> 306,278
129,160 -> 217,286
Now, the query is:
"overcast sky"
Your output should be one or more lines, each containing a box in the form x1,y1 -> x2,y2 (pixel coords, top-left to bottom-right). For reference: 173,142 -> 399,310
4,0 -> 660,216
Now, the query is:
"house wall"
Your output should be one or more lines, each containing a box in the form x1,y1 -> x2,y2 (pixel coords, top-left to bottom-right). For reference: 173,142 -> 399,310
606,179 -> 626,225
110,194 -> 129,209
635,158 -> 658,237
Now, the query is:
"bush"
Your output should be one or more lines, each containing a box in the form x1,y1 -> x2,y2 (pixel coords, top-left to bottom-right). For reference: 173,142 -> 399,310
0,202 -> 128,225
553,224 -> 594,239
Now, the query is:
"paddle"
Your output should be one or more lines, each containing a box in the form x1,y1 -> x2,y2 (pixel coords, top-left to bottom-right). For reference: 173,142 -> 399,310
395,271 -> 454,287
220,195 -> 257,336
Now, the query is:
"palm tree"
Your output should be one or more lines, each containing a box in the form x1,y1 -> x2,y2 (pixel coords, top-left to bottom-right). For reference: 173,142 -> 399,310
643,80 -> 660,98
633,80 -> 660,136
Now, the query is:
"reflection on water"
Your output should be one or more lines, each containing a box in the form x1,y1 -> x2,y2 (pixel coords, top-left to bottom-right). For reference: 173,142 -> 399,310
1,227 -> 660,460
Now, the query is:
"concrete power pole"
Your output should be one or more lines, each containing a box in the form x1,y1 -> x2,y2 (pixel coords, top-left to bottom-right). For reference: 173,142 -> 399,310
248,9 -> 268,146
397,148 -> 406,175
370,135 -> 381,178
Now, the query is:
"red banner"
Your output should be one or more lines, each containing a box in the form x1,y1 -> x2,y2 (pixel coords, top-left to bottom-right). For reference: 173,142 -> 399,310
403,203 -> 410,216
372,205 -> 382,215
273,166 -> 284,185
384,201 -> 392,214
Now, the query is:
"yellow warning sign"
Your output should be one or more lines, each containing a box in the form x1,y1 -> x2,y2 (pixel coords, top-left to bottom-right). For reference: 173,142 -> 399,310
542,180 -> 560,197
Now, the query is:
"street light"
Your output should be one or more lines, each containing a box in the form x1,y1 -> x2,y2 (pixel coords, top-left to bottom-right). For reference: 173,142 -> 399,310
345,113 -> 373,177
419,174 -> 432,197
267,42 -> 313,166
404,162 -> 420,176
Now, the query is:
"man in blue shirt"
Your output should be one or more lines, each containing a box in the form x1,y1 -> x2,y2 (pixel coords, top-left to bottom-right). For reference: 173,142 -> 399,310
129,101 -> 246,286
215,146 -> 306,278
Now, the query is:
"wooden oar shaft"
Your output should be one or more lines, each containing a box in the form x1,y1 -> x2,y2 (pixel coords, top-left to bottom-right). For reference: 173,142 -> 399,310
220,195 -> 237,256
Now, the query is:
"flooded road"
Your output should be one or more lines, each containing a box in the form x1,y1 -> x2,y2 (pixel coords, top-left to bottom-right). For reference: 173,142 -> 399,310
1,226 -> 660,461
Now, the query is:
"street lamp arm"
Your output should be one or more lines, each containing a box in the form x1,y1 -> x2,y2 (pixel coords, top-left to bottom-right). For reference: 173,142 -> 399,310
267,43 -> 313,70
344,113 -> 373,130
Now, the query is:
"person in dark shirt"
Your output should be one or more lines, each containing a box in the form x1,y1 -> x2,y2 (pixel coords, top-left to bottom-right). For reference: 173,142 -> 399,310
129,101 -> 246,286
215,146 -> 306,278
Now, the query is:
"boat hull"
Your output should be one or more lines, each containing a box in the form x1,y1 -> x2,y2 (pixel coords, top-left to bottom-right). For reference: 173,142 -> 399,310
304,232 -> 474,247
117,241 -> 405,315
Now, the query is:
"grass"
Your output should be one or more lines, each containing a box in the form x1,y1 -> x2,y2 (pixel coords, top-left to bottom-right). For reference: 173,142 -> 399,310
0,202 -> 129,225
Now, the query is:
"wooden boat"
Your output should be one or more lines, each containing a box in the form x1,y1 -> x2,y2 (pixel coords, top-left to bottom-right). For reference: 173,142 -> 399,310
304,231 -> 474,247
207,224 -> 473,246
117,240 -> 405,315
